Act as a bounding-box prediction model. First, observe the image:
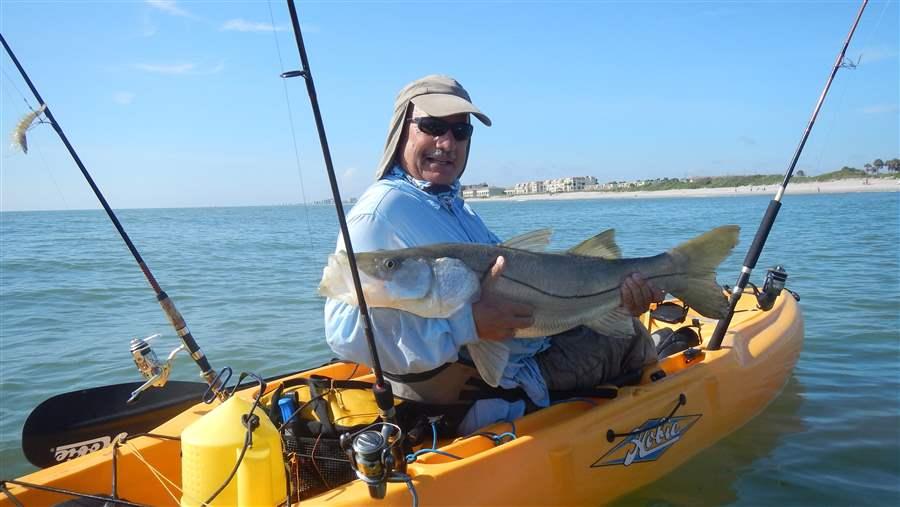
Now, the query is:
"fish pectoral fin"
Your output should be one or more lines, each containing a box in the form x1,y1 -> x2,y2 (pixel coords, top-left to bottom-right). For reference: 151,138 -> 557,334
467,340 -> 510,388
567,229 -> 621,259
501,228 -> 552,252
586,307 -> 636,338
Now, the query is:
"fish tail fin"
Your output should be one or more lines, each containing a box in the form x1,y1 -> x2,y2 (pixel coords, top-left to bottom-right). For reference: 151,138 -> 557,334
666,225 -> 740,319
467,340 -> 510,388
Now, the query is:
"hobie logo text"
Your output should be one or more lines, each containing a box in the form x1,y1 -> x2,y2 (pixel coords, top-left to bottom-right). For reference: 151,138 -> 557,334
592,414 -> 701,467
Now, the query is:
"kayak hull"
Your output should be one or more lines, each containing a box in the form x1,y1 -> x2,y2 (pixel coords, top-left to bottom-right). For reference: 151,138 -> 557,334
1,291 -> 803,506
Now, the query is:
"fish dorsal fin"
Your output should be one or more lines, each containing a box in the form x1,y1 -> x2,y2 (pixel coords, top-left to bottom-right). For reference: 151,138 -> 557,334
501,228 -> 552,252
567,229 -> 621,259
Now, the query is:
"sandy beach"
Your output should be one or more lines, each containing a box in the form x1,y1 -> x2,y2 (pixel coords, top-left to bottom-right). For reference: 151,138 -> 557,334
476,178 -> 899,202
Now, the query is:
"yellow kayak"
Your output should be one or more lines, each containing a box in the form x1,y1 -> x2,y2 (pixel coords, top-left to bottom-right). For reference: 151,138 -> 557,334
1,290 -> 802,506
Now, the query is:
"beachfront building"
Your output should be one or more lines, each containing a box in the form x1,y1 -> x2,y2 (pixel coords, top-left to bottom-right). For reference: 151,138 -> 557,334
513,180 -> 546,195
603,181 -> 639,190
465,175 -> 604,198
545,176 -> 599,193
462,183 -> 506,199
461,183 -> 488,199
475,186 -> 506,198
512,176 -> 598,195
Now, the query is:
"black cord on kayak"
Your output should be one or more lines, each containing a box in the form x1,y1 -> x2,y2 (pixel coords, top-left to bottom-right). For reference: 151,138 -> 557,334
0,33 -> 220,395
280,0 -> 404,474
707,0 -> 869,350
1,479 -> 150,507
606,393 -> 687,443
203,373 -> 267,506
0,482 -> 26,507
203,421 -> 254,506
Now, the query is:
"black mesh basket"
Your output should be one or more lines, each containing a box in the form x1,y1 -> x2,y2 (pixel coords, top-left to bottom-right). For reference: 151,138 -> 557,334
285,434 -> 357,500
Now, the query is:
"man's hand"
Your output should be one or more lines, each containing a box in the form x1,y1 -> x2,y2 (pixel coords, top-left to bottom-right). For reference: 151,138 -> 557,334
472,256 -> 535,341
621,272 -> 665,316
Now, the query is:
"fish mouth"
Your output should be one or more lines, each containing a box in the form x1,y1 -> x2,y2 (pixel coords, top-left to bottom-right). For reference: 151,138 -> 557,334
318,253 -> 350,300
320,252 -> 435,308
319,252 -> 372,304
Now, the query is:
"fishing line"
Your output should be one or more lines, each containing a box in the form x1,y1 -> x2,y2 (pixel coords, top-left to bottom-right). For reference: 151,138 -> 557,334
2,64 -> 49,138
707,0 -> 870,350
0,32 -> 222,395
808,74 -> 850,176
28,133 -> 72,209
281,3 -> 404,477
1,64 -> 70,207
2,65 -> 32,108
854,0 -> 892,56
266,0 -> 315,249
808,0 -> 892,176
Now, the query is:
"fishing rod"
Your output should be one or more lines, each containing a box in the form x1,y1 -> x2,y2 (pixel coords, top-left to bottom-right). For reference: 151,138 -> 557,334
281,0 -> 409,493
707,0 -> 868,350
0,33 -> 221,399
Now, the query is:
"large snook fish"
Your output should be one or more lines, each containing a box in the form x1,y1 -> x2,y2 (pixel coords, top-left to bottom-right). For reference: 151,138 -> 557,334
319,225 -> 740,386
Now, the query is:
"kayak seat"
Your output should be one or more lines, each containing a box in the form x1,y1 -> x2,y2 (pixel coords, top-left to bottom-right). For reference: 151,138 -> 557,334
653,326 -> 701,358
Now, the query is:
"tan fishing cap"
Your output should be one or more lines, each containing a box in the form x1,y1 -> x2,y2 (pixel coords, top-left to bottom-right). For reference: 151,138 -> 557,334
375,75 -> 492,180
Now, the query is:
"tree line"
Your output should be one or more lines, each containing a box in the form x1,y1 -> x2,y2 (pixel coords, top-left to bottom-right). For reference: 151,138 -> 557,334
861,158 -> 900,175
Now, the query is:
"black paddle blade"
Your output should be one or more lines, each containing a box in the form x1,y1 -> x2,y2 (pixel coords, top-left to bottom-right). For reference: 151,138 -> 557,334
22,380 -> 207,468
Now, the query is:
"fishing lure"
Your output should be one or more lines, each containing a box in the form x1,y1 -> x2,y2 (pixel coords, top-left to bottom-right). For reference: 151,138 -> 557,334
10,104 -> 46,154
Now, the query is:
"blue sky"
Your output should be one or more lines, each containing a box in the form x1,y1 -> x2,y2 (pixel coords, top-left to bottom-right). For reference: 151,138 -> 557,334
1,0 -> 897,211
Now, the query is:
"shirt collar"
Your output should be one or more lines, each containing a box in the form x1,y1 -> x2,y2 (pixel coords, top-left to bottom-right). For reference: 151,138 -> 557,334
387,165 -> 462,207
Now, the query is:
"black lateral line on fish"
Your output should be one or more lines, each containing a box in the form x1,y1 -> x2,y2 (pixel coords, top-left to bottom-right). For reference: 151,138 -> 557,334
494,271 -> 694,300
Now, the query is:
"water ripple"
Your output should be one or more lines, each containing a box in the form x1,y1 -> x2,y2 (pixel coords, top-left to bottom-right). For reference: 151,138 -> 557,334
2,194 -> 898,504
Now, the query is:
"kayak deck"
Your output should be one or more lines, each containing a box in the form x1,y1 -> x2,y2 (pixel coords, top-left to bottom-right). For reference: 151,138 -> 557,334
1,291 -> 802,506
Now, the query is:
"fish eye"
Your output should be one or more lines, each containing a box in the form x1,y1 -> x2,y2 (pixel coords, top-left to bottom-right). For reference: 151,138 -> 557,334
384,259 -> 396,269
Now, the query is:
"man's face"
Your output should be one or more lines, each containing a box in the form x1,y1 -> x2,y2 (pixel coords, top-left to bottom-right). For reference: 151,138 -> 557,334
398,110 -> 470,186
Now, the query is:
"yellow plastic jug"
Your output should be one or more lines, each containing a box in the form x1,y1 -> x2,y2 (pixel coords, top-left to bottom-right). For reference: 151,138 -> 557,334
181,395 -> 287,506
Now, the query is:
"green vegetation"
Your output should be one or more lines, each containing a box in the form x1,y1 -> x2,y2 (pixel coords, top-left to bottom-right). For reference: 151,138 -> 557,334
801,167 -> 866,181
604,158 -> 898,193
611,175 -> 780,192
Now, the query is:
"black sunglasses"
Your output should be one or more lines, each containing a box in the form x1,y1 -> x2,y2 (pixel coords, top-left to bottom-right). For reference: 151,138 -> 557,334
409,117 -> 474,141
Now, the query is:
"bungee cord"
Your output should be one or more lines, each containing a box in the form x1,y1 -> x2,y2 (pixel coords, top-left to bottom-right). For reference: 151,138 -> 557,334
122,440 -> 184,505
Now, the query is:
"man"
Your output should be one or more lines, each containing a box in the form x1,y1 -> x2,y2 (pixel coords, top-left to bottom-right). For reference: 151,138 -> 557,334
324,75 -> 661,433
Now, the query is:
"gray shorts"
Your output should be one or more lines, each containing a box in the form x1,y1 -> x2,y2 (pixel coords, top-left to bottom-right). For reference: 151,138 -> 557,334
535,320 -> 658,391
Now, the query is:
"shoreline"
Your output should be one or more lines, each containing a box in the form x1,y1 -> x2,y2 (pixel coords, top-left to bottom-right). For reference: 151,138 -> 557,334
470,178 -> 899,202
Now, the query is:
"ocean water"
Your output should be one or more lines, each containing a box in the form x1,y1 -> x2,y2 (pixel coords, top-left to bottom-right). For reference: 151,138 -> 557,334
1,191 -> 898,505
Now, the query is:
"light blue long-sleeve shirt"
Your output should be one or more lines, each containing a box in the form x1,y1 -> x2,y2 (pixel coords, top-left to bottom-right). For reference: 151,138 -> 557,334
324,167 -> 551,433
